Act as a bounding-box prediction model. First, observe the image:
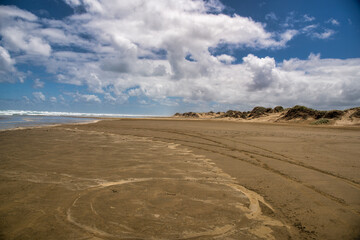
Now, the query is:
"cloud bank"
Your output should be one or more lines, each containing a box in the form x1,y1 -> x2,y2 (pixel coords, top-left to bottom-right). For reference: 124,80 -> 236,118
0,1 -> 359,110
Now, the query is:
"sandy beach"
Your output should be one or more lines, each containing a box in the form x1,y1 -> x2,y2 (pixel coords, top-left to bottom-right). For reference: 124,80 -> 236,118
0,119 -> 359,239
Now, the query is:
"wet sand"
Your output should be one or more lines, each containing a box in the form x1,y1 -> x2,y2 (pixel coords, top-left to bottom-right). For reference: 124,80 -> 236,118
0,119 -> 359,239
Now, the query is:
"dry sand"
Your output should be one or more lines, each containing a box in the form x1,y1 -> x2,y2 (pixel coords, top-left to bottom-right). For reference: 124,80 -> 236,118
0,119 -> 359,239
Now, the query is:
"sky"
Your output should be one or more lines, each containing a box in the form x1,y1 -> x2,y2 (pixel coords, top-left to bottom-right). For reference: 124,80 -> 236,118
0,0 -> 360,115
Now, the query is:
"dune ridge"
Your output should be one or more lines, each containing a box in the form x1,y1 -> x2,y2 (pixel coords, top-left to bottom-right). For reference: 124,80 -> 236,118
174,105 -> 360,126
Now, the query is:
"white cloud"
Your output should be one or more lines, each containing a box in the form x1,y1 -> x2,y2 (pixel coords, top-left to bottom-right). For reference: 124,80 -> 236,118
64,0 -> 81,7
216,54 -> 236,64
33,78 -> 45,88
301,24 -> 336,40
103,92 -> 128,104
0,46 -> 16,82
0,46 -> 15,71
312,29 -> 335,39
279,54 -> 360,106
71,92 -> 101,103
104,92 -> 116,102
33,91 -> 46,101
303,14 -> 315,22
1,25 -> 52,57
327,18 -> 340,26
154,97 -> 179,107
0,5 -> 37,21
0,2 -> 359,110
139,99 -> 148,105
50,96 -> 57,103
203,0 -> 224,13
279,29 -> 298,44
0,6 -> 51,57
243,54 -> 277,91
302,24 -> 318,32
265,12 -> 277,21
283,13 -> 316,28
65,0 -> 291,51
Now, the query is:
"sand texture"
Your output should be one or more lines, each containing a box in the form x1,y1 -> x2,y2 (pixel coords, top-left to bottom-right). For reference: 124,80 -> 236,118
0,119 -> 359,239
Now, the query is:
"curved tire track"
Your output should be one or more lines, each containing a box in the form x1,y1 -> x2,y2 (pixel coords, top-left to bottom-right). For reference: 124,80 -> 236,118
98,127 -> 360,211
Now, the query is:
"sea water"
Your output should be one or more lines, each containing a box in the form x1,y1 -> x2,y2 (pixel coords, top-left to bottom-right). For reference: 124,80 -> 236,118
0,110 -> 159,130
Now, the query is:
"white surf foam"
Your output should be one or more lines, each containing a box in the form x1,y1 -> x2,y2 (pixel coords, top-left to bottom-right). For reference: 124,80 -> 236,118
0,110 -> 164,118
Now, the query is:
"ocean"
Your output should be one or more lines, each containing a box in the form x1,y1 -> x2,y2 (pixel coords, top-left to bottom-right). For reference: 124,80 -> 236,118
0,110 -> 160,130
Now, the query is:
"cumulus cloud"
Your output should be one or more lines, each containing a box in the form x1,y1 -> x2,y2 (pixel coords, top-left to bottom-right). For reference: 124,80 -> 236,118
0,19 -> 52,56
0,46 -> 15,71
2,29 -> 52,56
0,5 -> 93,61
104,92 -> 116,102
280,54 -> 360,106
0,2 -> 359,110
70,92 -> 101,103
0,5 -> 37,21
65,0 -> 291,52
0,5 -> 57,84
104,92 -> 128,104
64,0 -> 81,7
0,2 -> 308,88
243,54 -> 277,91
0,46 -> 16,82
33,78 -> 45,88
33,91 -> 46,101
216,54 -> 236,64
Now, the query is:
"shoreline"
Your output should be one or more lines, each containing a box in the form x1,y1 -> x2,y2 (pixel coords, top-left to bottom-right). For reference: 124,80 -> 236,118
2,116 -> 360,136
2,116 -> 360,133
0,117 -> 102,132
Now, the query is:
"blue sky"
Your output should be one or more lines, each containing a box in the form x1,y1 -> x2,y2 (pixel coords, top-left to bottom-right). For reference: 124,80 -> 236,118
0,0 -> 359,115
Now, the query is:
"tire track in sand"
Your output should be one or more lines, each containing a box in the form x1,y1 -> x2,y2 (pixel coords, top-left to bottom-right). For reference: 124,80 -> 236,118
58,130 -> 289,239
112,127 -> 360,211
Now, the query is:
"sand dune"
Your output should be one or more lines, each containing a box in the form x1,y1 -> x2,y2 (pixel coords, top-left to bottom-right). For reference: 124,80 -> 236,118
174,105 -> 360,126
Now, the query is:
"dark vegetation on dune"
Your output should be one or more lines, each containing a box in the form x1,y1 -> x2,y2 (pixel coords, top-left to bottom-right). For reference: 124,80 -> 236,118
273,106 -> 284,113
248,107 -> 269,118
281,105 -> 326,120
282,106 -> 348,120
174,112 -> 200,118
349,108 -> 360,118
223,110 -> 247,119
174,105 -> 360,123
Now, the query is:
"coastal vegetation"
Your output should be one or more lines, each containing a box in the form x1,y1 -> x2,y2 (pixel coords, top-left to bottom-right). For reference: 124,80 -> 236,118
174,105 -> 360,125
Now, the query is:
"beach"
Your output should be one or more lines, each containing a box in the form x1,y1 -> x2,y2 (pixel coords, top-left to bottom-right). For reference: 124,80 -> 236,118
0,118 -> 359,239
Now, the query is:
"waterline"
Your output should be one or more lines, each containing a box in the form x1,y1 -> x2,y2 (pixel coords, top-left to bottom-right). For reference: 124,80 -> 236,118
0,110 -> 166,130
0,110 -> 163,118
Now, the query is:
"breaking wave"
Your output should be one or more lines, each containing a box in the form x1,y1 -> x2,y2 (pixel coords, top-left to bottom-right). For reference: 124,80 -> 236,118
0,110 -> 163,118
